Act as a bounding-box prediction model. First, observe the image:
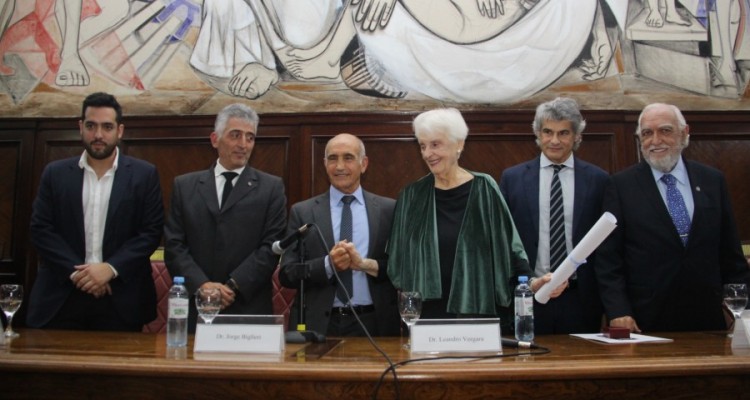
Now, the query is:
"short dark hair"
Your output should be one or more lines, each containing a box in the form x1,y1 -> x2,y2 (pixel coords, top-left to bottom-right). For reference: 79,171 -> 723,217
81,92 -> 123,124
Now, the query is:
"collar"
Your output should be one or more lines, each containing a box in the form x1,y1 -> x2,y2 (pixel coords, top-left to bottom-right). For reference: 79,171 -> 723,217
540,153 -> 574,169
214,159 -> 246,178
651,157 -> 688,185
329,185 -> 364,206
78,147 -> 119,173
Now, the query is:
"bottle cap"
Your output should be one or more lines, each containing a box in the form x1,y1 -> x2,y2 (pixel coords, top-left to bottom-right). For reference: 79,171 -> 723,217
173,276 -> 185,284
518,275 -> 528,283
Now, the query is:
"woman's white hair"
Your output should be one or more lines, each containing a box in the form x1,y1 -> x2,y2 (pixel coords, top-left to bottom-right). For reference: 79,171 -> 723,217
413,108 -> 468,142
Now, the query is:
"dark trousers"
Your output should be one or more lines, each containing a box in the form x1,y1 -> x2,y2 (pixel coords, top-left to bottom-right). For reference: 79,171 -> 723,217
534,284 -> 603,335
326,309 -> 377,337
44,290 -> 142,332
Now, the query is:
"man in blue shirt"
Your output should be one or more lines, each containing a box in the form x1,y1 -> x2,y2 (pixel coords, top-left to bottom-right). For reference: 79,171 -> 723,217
596,103 -> 749,332
280,133 -> 400,336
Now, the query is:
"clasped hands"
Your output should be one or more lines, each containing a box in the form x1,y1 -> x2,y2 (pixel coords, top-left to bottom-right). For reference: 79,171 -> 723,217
70,263 -> 114,298
199,281 -> 236,309
329,240 -> 365,273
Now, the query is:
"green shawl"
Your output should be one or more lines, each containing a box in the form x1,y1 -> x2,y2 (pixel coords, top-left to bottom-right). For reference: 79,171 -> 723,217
387,171 -> 529,315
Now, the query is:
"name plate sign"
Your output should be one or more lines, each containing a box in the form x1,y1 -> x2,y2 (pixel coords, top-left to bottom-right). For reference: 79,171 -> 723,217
194,314 -> 284,354
411,318 -> 501,354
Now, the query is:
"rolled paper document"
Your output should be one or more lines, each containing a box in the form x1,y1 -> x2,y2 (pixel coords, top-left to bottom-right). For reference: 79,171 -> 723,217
535,212 -> 618,304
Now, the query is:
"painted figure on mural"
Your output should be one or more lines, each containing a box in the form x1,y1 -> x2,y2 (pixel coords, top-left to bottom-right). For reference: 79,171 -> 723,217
293,0 -> 622,102
189,0 -> 344,99
628,0 -> 750,97
645,0 -> 692,28
1,0 -> 750,107
188,0 -> 622,102
0,0 -> 128,84
0,0 -> 193,96
54,0 -> 130,86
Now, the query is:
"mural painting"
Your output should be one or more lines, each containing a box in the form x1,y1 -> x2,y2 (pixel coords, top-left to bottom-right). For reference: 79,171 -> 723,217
0,0 -> 749,117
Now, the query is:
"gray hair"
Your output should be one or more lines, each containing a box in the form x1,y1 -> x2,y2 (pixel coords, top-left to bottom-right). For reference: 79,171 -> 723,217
533,97 -> 585,151
636,103 -> 687,136
214,103 -> 259,138
413,108 -> 468,143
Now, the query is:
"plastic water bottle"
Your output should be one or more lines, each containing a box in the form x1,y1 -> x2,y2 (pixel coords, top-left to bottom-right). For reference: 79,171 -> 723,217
514,275 -> 534,342
167,276 -> 189,348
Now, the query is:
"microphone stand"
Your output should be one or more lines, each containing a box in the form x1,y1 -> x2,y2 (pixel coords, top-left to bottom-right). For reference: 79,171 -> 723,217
284,234 -> 326,343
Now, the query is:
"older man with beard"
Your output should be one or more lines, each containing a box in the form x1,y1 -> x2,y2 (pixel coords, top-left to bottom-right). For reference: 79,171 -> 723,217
595,103 -> 749,333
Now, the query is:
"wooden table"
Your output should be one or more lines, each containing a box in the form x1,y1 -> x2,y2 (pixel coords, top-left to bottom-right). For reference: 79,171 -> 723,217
1,329 -> 749,399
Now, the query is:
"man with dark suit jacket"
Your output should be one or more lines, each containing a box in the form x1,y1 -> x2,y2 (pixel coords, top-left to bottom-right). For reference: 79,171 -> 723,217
279,133 -> 400,337
164,103 -> 286,331
500,97 -> 608,334
28,92 -> 164,331
596,103 -> 749,333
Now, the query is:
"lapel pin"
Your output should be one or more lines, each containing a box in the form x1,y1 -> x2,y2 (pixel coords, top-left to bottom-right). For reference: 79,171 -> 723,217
695,186 -> 700,192
248,182 -> 252,187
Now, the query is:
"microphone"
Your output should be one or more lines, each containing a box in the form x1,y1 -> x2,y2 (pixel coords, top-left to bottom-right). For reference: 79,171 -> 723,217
501,338 -> 538,349
272,224 -> 312,255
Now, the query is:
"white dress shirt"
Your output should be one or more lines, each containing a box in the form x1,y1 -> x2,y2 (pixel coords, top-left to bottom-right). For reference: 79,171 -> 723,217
213,160 -> 245,208
79,148 -> 119,266
535,153 -> 575,277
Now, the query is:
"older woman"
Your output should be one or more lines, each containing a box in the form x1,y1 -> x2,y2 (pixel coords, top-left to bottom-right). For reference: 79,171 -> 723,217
388,108 -> 561,323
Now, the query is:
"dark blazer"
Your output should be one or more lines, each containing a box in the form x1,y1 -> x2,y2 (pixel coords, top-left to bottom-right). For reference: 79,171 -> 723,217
596,159 -> 749,332
500,156 -> 608,333
164,165 -> 286,329
28,155 -> 164,328
279,190 -> 400,336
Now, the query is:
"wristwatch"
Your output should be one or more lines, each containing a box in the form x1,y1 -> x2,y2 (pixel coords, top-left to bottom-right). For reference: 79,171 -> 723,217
225,278 -> 240,294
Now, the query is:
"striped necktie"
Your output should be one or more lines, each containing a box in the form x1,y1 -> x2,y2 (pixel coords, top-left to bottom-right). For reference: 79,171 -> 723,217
549,165 -> 567,271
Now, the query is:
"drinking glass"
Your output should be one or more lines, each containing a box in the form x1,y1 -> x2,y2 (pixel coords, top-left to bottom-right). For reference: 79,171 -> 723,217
724,283 -> 748,338
398,291 -> 422,350
195,288 -> 222,324
0,284 -> 23,338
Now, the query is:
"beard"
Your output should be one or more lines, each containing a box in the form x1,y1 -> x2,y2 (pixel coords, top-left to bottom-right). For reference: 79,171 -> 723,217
84,140 -> 118,160
641,136 -> 689,173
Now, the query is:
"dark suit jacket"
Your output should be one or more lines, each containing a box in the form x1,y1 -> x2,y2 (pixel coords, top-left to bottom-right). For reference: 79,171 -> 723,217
499,156 -> 608,333
596,159 -> 749,332
28,154 -> 164,328
279,190 -> 400,336
164,166 -> 287,329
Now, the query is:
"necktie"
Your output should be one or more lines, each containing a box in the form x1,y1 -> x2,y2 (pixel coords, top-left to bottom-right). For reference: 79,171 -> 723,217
336,195 -> 355,304
549,165 -> 567,271
661,174 -> 691,246
221,172 -> 238,210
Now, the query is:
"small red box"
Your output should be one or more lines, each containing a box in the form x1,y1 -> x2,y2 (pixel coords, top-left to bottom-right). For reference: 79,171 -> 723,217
603,326 -> 630,339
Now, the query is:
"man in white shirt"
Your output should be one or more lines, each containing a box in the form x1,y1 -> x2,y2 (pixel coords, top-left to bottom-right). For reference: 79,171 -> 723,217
164,103 -> 287,332
500,97 -> 609,334
28,92 -> 164,331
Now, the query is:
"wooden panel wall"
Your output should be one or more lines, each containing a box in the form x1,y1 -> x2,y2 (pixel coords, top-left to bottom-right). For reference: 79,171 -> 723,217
1,111 -> 749,320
